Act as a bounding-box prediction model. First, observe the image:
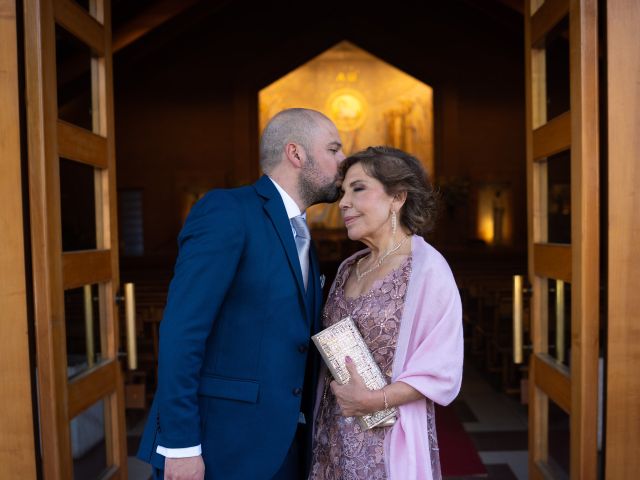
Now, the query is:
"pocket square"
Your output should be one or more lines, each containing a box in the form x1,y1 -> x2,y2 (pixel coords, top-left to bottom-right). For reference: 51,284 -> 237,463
320,274 -> 326,288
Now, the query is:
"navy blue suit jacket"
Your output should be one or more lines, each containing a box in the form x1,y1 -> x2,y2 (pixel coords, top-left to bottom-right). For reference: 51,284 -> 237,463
137,176 -> 323,479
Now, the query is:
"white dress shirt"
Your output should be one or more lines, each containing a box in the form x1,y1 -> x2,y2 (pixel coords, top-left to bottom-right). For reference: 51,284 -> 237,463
157,177 -> 303,458
269,177 -> 305,227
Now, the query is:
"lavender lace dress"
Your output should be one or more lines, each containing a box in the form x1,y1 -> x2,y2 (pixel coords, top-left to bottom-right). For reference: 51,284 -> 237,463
309,253 -> 441,480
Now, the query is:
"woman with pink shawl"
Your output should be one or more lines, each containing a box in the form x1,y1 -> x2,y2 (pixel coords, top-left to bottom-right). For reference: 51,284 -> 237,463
309,147 -> 463,480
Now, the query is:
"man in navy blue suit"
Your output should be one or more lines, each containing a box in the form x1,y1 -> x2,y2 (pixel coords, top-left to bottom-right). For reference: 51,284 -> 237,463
137,108 -> 345,479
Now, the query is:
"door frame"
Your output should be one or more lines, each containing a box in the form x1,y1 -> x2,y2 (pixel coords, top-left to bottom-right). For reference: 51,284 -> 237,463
0,0 -> 38,476
605,0 -> 640,477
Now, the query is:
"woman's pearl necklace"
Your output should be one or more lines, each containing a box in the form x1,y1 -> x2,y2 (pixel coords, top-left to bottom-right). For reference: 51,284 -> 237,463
355,235 -> 410,282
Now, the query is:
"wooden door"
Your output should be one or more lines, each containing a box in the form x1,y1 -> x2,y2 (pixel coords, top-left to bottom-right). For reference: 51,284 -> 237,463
604,0 -> 640,477
0,0 -> 38,476
23,0 -> 128,478
524,0 -> 599,478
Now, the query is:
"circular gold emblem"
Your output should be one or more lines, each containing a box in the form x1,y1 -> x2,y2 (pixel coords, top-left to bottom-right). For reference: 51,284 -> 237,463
326,89 -> 368,132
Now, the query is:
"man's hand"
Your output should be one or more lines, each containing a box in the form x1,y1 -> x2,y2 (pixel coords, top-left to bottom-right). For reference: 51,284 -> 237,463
330,356 -> 379,417
165,455 -> 205,480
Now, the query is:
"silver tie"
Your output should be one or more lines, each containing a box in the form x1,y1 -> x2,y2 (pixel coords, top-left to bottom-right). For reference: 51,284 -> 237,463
291,215 -> 311,290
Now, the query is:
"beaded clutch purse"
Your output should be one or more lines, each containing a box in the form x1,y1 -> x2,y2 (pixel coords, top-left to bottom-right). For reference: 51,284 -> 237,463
312,316 -> 397,430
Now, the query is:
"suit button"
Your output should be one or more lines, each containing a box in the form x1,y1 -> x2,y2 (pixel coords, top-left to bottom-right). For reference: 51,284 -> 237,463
292,387 -> 302,396
298,344 -> 308,353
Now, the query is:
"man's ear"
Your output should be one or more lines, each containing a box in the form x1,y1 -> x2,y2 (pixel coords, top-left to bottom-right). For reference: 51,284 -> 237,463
284,142 -> 304,169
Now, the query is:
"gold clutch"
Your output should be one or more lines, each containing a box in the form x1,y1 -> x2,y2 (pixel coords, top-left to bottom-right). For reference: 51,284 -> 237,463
312,316 -> 397,430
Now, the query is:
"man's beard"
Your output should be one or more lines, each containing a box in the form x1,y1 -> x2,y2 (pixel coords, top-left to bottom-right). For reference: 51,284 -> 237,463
299,153 -> 340,206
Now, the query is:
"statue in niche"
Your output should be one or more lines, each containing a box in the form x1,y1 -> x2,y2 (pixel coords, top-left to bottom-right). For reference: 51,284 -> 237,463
383,100 -> 417,150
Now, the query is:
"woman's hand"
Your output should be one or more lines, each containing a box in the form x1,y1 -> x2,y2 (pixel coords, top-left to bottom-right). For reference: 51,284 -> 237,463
330,356 -> 381,417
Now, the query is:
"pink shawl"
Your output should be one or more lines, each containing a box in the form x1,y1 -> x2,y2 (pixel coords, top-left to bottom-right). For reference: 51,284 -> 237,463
384,235 -> 463,479
314,235 -> 463,479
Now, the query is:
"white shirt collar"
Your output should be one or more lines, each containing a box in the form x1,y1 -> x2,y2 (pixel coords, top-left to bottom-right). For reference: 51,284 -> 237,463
268,176 -> 304,220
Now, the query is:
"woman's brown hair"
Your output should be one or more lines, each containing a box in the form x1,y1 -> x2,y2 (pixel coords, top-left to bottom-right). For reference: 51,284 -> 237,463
339,146 -> 439,235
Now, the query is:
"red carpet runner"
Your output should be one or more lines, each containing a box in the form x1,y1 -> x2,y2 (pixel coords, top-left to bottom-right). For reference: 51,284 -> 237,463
435,404 -> 487,477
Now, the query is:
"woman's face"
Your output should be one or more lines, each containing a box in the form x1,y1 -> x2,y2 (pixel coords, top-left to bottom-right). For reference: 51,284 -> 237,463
339,162 -> 397,242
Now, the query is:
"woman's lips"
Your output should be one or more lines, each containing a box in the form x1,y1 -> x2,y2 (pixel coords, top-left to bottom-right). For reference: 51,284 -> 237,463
343,215 -> 359,226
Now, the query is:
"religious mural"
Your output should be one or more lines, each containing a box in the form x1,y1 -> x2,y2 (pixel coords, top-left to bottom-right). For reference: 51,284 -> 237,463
259,41 -> 434,229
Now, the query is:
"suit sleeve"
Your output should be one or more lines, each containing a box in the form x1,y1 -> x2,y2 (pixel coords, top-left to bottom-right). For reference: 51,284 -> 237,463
156,190 -> 245,448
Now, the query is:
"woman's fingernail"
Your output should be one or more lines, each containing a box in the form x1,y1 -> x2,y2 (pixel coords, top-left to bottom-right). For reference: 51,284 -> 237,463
345,356 -> 352,363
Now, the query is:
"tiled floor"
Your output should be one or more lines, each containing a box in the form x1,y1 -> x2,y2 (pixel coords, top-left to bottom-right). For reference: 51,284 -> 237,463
128,455 -> 153,480
445,363 -> 530,480
127,415 -> 152,480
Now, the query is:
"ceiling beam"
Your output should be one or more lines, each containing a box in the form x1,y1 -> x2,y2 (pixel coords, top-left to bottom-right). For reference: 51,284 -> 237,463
112,0 -> 201,53
495,0 -> 524,14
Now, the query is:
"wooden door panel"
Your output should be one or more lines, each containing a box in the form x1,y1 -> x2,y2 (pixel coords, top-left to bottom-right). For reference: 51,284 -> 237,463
525,0 -> 599,477
24,0 -> 127,478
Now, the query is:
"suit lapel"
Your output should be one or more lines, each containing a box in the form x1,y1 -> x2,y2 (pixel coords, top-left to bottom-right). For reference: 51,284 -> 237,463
255,176 -> 309,315
309,244 -> 323,333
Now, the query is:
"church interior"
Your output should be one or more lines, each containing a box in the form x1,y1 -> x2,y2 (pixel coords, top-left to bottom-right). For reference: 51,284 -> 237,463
26,0 -> 583,478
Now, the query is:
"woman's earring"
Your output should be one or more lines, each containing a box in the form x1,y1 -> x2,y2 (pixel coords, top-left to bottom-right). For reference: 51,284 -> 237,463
391,210 -> 397,237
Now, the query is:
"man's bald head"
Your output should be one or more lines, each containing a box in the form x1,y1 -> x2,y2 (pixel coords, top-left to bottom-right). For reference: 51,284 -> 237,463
259,108 -> 332,174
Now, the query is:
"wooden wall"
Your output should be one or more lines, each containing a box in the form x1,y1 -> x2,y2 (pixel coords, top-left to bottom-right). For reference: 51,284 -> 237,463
112,1 -> 526,262
0,0 -> 37,476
